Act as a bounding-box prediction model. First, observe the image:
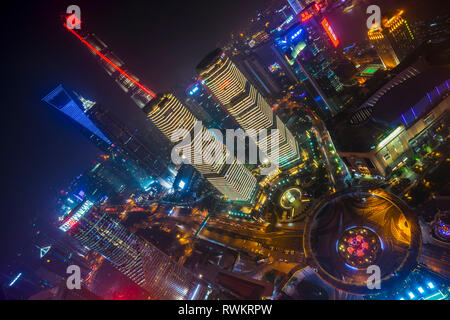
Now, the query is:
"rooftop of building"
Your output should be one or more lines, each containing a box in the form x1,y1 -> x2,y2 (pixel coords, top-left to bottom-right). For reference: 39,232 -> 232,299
371,66 -> 450,124
330,40 -> 450,153
196,48 -> 223,72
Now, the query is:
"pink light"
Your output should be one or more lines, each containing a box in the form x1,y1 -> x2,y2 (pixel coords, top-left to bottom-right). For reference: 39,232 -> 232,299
63,23 -> 156,98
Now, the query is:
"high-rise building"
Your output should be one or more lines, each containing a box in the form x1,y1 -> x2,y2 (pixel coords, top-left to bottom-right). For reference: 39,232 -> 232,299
368,27 -> 400,69
239,53 -> 282,97
43,85 -> 174,188
274,3 -> 345,116
59,200 -> 209,300
368,10 -> 416,69
287,0 -> 303,15
197,49 -> 301,170
144,94 -> 259,203
62,20 -> 168,148
383,10 -> 416,62
63,20 -> 259,203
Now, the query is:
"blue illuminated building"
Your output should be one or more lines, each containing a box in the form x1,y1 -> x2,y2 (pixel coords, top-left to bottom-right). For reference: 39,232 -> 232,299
43,85 -> 111,146
43,85 -> 175,189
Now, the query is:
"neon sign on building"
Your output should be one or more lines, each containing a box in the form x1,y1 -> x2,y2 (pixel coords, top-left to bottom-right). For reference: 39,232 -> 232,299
59,200 -> 94,232
321,18 -> 339,47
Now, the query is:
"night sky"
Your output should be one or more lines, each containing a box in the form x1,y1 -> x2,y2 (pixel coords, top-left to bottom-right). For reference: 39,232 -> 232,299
1,0 -> 446,271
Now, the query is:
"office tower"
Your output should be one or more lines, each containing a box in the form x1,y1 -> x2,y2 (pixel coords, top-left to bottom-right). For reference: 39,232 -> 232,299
197,49 -> 301,170
43,85 -> 111,149
368,10 -> 416,69
62,21 -> 168,147
275,3 -> 344,116
368,27 -> 400,69
287,0 -> 303,15
186,81 -> 238,130
144,94 -> 259,203
58,200 -> 209,300
43,85 -> 174,188
383,10 -> 416,62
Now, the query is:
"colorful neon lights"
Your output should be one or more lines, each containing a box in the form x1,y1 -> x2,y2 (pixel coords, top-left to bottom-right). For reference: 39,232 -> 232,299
59,200 -> 94,232
63,23 -> 156,98
321,18 -> 339,47
300,11 -> 313,23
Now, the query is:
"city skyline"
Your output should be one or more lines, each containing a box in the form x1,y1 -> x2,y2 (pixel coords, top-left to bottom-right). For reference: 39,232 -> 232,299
2,0 -> 449,303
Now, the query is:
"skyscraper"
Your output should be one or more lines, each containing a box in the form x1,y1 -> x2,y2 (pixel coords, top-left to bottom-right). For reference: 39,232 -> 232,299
59,200 -> 209,300
63,20 -> 258,203
274,3 -> 345,116
62,21 -> 167,147
197,49 -> 301,170
287,0 -> 303,15
383,10 -> 416,62
144,93 -> 259,203
368,10 -> 416,69
43,85 -> 174,188
368,27 -> 400,69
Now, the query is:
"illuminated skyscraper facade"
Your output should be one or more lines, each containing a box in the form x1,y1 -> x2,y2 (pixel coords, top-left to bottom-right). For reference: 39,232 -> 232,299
144,94 -> 259,203
274,3 -> 344,116
368,10 -> 416,69
383,11 -> 416,62
59,201 -> 209,300
197,50 -> 301,170
368,27 -> 400,69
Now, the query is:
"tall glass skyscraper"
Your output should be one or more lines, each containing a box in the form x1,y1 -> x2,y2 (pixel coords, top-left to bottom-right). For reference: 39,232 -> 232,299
274,3 -> 344,116
59,200 -> 209,299
144,93 -> 259,204
63,22 -> 168,147
63,22 -> 259,202
197,49 -> 301,170
43,85 -> 112,147
43,85 -> 174,188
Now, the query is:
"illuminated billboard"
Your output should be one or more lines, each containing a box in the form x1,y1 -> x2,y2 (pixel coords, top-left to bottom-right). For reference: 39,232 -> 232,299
59,200 -> 94,232
321,18 -> 339,47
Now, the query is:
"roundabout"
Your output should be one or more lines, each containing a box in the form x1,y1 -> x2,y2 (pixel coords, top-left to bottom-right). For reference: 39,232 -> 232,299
337,227 -> 382,269
303,189 -> 422,294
